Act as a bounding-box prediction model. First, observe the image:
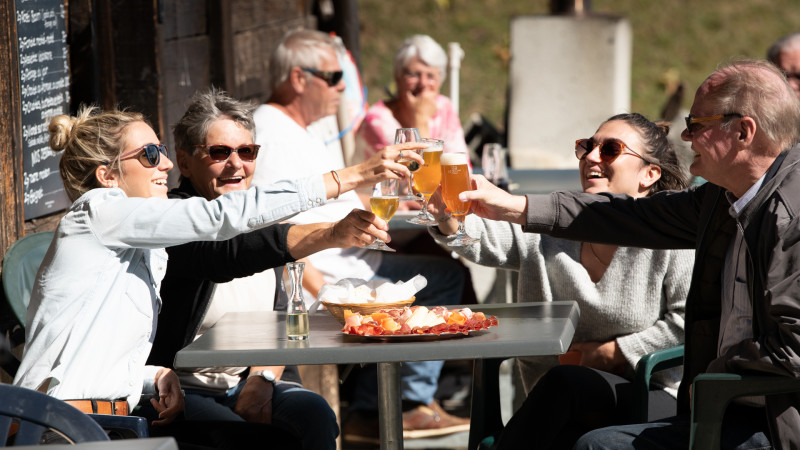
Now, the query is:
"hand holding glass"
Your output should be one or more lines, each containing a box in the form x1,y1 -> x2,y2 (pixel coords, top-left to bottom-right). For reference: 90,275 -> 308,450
407,138 -> 443,225
364,179 -> 400,252
441,153 -> 478,246
394,128 -> 424,202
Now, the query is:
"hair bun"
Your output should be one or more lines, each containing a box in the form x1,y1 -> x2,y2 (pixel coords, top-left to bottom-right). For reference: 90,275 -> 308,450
654,120 -> 671,136
48,114 -> 78,152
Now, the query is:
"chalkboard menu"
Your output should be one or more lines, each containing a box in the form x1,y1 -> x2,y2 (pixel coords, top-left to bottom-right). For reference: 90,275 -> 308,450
16,0 -> 71,219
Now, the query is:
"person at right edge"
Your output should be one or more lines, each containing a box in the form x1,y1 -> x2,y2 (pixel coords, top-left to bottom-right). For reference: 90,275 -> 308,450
453,59 -> 800,449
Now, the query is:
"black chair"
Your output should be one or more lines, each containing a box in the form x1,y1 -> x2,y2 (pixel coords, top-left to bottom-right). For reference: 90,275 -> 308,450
470,345 -> 685,450
690,373 -> 800,449
0,384 -> 109,445
1,231 -> 149,439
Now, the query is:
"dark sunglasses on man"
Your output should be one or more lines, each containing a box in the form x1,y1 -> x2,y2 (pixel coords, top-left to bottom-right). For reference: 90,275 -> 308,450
114,144 -> 168,168
301,67 -> 344,87
574,138 -> 650,164
194,144 -> 260,163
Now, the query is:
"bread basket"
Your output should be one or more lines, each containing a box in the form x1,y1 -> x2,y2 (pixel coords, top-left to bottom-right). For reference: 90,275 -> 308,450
322,297 -> 415,325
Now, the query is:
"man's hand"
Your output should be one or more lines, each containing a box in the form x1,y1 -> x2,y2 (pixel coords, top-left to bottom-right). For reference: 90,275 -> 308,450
571,340 -> 626,374
233,375 -> 275,424
150,368 -> 185,426
460,175 -> 528,225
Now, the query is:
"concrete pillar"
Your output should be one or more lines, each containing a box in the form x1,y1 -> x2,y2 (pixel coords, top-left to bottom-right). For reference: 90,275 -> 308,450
507,15 -> 632,168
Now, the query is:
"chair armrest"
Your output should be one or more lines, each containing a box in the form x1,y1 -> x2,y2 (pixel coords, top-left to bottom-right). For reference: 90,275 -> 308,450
88,414 -> 149,439
629,345 -> 684,423
690,373 -> 800,449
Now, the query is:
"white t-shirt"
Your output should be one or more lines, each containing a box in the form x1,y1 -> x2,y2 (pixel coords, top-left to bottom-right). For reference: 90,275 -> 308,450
178,270 -> 276,391
252,105 -> 381,300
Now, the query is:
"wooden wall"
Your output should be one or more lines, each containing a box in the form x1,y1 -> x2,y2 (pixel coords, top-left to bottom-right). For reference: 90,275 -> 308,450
0,1 -> 24,257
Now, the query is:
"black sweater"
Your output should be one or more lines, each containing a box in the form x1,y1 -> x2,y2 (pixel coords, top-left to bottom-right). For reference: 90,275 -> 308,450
147,179 -> 301,384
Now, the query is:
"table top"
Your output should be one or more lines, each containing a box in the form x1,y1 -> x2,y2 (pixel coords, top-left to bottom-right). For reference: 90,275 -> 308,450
15,437 -> 178,450
174,302 -> 579,368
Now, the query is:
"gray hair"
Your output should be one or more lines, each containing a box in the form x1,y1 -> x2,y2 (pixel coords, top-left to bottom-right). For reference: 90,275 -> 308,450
710,60 -> 800,151
172,87 -> 257,153
269,29 -> 338,92
393,35 -> 448,83
767,32 -> 800,65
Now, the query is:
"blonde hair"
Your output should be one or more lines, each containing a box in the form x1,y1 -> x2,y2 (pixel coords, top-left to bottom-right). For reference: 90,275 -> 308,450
50,105 -> 146,201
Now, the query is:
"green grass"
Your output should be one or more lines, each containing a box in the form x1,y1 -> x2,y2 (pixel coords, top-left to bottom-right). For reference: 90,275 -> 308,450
358,0 -> 800,131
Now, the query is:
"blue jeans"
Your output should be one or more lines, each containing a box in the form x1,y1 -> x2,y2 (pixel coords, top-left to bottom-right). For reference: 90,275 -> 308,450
351,252 -> 466,410
574,405 -> 771,450
183,380 -> 339,450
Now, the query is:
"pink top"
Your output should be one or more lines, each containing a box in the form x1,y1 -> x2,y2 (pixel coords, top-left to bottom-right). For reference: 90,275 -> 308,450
356,95 -> 469,161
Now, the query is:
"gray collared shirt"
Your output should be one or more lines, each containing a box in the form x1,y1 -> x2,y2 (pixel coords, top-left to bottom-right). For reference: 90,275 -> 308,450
721,175 -> 766,406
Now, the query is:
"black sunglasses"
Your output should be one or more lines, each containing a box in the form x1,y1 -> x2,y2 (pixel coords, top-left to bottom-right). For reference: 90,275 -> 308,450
117,144 -> 168,168
301,67 -> 343,87
194,144 -> 260,162
574,138 -> 649,164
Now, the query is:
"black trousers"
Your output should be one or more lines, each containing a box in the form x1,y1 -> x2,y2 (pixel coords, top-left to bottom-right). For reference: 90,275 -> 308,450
496,365 -> 676,450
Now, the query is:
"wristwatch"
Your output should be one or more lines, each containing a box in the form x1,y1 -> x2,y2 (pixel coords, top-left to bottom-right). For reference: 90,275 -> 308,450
248,369 -> 276,384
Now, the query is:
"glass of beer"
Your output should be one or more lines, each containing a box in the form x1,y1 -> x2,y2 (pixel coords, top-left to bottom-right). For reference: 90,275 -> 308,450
364,179 -> 400,252
407,138 -> 443,225
441,152 -> 478,246
394,128 -> 424,202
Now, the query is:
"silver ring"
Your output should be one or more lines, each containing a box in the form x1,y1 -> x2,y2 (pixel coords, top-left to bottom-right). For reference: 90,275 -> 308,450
398,151 -> 404,160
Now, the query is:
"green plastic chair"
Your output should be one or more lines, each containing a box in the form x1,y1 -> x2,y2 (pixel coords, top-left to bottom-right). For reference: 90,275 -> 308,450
2,231 -> 54,327
629,345 -> 684,423
690,373 -> 800,449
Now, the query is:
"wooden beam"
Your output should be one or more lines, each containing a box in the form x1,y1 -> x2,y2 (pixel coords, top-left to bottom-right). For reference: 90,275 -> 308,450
0,0 -> 25,257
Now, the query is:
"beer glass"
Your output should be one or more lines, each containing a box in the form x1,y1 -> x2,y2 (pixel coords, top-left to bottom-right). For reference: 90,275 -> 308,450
364,179 -> 400,251
441,152 -> 478,246
394,128 -> 423,202
407,138 -> 443,225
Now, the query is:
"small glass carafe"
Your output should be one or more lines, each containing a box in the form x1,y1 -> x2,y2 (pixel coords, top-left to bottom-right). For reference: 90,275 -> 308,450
285,262 -> 309,340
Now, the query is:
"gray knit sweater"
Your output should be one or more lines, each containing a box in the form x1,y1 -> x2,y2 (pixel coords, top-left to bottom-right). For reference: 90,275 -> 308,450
429,215 -> 694,397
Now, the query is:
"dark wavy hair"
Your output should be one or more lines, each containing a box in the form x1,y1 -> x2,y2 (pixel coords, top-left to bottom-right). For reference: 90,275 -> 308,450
603,113 -> 688,194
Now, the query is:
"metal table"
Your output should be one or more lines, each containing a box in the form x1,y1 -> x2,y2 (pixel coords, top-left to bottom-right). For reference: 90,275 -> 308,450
174,301 -> 579,450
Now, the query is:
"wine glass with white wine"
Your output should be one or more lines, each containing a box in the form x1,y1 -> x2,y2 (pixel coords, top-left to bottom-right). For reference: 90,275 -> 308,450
364,179 -> 400,252
394,128 -> 424,202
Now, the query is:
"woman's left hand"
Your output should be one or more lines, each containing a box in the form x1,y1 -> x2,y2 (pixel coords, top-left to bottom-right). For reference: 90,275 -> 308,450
150,368 -> 185,426
570,340 -> 626,374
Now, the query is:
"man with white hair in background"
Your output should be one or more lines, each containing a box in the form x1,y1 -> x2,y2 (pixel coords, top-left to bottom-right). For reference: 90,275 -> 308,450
250,29 -> 470,445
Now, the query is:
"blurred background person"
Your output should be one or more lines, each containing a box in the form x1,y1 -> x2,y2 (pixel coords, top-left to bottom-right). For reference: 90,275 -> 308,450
768,32 -> 800,100
251,29 -> 470,445
429,113 -> 693,449
356,34 -> 469,164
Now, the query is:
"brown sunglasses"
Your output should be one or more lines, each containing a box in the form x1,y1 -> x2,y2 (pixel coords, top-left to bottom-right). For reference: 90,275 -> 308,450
574,138 -> 649,164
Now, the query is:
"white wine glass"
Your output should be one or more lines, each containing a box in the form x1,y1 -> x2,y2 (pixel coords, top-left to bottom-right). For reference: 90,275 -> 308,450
364,179 -> 400,252
394,128 -> 423,202
441,153 -> 478,246
406,138 -> 443,225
